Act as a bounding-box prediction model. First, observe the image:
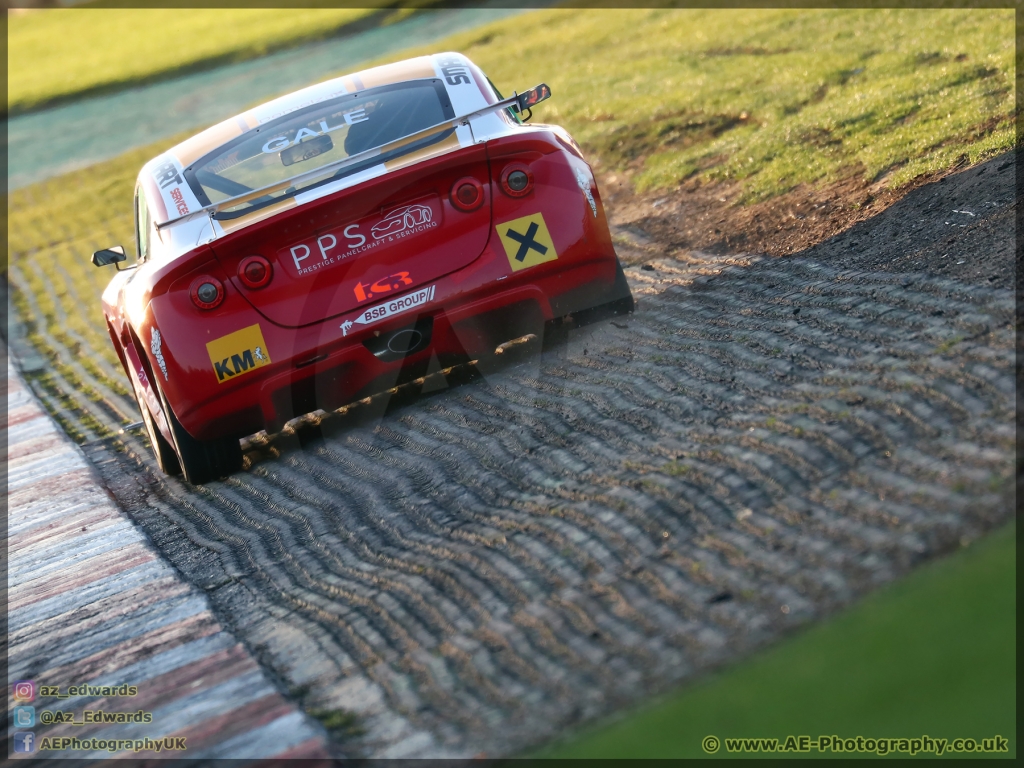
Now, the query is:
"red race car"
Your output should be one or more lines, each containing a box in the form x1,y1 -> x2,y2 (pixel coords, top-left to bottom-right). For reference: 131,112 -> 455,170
93,52 -> 633,483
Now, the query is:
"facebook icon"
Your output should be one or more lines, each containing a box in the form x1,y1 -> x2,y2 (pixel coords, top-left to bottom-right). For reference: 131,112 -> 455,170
14,732 -> 35,753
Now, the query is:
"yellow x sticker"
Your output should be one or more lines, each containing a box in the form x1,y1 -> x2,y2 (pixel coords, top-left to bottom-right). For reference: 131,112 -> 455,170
496,212 -> 558,272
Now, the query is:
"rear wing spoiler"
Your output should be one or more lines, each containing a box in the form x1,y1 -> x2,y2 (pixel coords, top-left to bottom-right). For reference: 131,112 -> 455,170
156,83 -> 551,230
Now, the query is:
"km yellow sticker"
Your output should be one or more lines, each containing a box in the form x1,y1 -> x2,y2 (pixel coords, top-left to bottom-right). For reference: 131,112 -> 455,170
206,324 -> 271,383
496,212 -> 558,272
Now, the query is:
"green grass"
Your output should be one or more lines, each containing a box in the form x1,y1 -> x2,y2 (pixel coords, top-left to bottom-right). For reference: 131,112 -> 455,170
6,134 -> 191,396
534,520 -> 1016,759
6,4 -> 392,114
361,7 -> 1014,200
10,8 -> 1013,201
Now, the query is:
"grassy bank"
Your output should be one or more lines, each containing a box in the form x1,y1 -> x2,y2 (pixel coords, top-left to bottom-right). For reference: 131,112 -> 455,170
536,520 -> 1016,759
10,9 -> 1012,201
366,7 -> 1014,201
6,5 -> 392,115
6,137 -> 188,421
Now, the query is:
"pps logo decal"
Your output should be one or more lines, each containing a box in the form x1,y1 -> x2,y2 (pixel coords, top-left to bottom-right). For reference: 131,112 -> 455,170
285,200 -> 439,278
496,212 -> 559,272
206,324 -> 271,383
370,204 -> 432,240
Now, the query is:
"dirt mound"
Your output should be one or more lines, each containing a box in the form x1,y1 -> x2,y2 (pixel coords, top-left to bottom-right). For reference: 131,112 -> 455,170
602,151 -> 1014,289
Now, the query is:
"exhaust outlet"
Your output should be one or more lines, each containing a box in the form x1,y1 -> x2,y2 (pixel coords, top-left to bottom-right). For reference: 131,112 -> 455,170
387,329 -> 423,355
363,316 -> 433,362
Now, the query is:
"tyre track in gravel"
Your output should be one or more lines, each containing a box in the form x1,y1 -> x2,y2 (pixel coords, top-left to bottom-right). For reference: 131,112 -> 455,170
9,162 -> 1015,757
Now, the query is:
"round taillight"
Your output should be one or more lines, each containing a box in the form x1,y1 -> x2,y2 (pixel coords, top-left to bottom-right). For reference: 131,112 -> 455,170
238,255 -> 273,289
190,276 -> 225,310
500,164 -> 534,198
450,177 -> 484,212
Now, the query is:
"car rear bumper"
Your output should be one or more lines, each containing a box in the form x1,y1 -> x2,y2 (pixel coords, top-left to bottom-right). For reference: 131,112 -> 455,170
175,256 -> 618,440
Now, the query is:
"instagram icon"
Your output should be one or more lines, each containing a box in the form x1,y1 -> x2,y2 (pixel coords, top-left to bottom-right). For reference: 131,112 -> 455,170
12,681 -> 35,702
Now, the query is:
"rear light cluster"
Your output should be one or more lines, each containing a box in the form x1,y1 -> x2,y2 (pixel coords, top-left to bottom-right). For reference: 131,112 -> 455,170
500,163 -> 533,198
449,177 -> 484,212
238,255 -> 273,289
449,163 -> 535,213
189,276 -> 225,310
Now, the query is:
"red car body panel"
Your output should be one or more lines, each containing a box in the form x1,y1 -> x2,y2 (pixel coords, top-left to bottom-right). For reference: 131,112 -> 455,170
211,145 -> 495,328
99,54 -> 627,460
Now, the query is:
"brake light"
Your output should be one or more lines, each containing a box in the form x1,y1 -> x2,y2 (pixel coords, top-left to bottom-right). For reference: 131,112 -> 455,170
190,276 -> 225,310
238,255 -> 273,289
500,163 -> 534,198
450,177 -> 484,212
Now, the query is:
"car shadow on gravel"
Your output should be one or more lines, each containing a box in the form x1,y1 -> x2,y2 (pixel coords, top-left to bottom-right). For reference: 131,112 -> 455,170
241,305 -> 635,469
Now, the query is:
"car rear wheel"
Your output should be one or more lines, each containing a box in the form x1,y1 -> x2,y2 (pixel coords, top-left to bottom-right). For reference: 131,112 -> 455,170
155,382 -> 243,485
571,258 -> 635,327
128,369 -> 182,476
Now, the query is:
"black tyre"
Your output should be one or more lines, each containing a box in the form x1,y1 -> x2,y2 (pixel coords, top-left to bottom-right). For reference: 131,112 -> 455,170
571,258 -> 635,327
607,257 -> 636,314
128,369 -> 182,476
156,382 -> 243,485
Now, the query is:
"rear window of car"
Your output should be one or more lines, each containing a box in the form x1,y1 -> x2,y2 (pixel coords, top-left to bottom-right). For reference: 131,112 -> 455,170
185,79 -> 454,218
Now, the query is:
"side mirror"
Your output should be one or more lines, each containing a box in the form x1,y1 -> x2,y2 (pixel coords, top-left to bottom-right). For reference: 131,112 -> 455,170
514,84 -> 551,114
92,245 -> 127,269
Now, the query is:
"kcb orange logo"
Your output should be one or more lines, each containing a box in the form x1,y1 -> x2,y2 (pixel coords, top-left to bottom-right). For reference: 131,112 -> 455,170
353,272 -> 414,302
